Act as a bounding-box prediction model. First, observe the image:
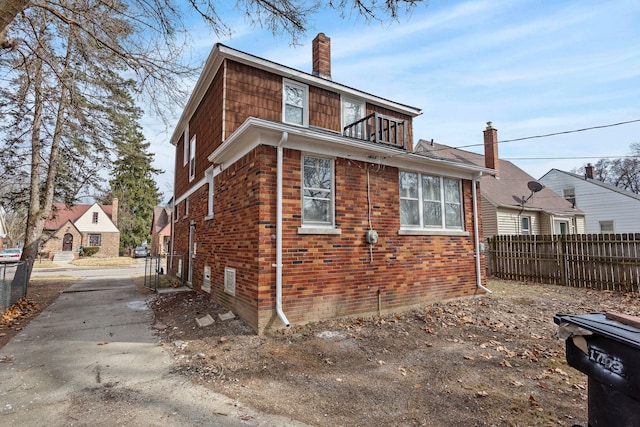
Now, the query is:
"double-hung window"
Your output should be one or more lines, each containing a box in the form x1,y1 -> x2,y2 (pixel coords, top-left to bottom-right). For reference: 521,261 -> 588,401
399,171 -> 463,230
283,79 -> 308,126
302,155 -> 334,226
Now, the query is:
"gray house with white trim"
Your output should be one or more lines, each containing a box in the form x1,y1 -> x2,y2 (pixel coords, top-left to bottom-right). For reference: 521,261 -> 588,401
540,166 -> 640,234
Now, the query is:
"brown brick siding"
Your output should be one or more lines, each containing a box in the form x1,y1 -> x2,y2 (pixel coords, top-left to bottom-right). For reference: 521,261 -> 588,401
41,227 -> 82,258
178,145 -> 485,334
40,229 -> 119,258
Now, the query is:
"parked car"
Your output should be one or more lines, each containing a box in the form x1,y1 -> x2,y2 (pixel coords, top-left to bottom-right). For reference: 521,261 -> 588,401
0,248 -> 22,263
133,246 -> 150,258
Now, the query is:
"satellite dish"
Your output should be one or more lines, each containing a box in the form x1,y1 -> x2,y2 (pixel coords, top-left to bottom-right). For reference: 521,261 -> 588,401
527,181 -> 544,193
521,181 -> 545,205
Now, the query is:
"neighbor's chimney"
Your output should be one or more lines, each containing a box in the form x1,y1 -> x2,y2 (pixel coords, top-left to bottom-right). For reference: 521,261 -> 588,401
483,122 -> 499,176
585,163 -> 594,180
312,33 -> 331,80
111,198 -> 118,226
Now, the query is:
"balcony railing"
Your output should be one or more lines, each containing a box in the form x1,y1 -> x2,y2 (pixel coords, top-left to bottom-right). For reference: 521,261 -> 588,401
343,112 -> 407,149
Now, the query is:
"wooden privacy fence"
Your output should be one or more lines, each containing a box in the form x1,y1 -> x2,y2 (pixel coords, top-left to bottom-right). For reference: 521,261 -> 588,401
487,234 -> 640,292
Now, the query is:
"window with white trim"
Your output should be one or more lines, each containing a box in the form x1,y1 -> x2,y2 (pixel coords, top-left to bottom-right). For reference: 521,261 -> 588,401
206,168 -> 214,218
563,187 -> 576,207
182,129 -> 189,166
399,171 -> 463,230
521,216 -> 531,235
189,135 -> 196,181
88,234 -> 101,246
302,155 -> 334,226
92,212 -> 99,224
600,220 -> 614,233
283,79 -> 308,126
341,96 -> 365,137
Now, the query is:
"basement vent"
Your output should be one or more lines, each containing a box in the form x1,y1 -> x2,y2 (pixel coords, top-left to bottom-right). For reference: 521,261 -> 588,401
202,266 -> 211,293
224,267 -> 236,296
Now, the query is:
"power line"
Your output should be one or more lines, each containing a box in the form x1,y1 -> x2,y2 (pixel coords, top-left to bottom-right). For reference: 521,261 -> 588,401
504,155 -> 637,160
453,118 -> 640,150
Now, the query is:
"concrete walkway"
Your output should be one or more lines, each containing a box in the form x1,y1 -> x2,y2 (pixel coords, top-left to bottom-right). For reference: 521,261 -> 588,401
0,273 -> 308,426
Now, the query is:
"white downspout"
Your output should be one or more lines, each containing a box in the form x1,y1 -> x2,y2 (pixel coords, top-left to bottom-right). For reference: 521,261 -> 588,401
472,172 -> 492,294
274,132 -> 291,327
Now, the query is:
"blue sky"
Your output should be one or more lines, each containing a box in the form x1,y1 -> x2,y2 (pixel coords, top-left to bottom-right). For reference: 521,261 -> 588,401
143,0 -> 640,201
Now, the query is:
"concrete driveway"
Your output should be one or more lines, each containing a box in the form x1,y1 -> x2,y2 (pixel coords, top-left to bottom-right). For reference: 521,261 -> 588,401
0,269 -> 307,426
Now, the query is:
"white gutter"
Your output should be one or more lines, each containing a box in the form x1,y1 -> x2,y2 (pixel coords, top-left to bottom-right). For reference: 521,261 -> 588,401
472,172 -> 492,294
274,132 -> 291,327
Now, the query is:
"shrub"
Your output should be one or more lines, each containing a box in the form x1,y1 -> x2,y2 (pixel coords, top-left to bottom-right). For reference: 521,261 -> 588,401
82,246 -> 100,257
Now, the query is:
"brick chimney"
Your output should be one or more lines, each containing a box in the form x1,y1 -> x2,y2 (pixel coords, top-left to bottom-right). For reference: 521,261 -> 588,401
111,197 -> 118,227
585,163 -> 594,179
312,33 -> 331,80
483,122 -> 499,176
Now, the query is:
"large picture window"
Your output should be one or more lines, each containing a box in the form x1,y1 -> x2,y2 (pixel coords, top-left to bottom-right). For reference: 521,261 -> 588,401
302,155 -> 334,226
400,171 -> 463,230
283,79 -> 308,126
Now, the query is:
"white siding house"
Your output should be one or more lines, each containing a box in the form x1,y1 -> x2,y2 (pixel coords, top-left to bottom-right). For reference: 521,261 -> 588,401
540,169 -> 640,234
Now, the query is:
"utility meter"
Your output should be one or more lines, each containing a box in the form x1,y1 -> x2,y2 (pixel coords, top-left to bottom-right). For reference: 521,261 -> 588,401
365,229 -> 379,244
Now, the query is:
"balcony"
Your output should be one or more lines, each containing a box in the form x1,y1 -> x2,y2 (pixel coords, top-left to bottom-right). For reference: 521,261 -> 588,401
343,112 -> 407,150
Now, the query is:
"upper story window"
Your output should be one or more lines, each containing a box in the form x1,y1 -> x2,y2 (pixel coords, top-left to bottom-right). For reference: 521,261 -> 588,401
399,171 -> 463,230
182,128 -> 189,166
302,155 -> 334,226
189,135 -> 196,181
341,97 -> 365,136
283,79 -> 308,126
563,187 -> 576,207
92,212 -> 99,224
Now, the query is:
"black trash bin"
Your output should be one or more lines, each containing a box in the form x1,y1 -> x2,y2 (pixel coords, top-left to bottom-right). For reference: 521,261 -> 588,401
554,312 -> 640,426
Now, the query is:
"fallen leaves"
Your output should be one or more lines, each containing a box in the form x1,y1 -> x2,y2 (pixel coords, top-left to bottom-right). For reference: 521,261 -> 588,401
0,297 -> 38,326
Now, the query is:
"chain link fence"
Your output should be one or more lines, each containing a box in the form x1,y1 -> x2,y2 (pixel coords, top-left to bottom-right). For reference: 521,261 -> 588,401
1,261 -> 29,313
143,255 -> 187,292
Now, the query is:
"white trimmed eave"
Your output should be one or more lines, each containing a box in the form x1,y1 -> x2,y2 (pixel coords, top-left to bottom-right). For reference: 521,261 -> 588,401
171,44 -> 423,144
208,118 -> 494,180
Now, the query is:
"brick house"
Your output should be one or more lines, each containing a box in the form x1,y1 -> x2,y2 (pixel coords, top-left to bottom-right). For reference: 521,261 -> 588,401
169,34 -> 494,333
150,205 -> 172,256
41,200 -> 120,259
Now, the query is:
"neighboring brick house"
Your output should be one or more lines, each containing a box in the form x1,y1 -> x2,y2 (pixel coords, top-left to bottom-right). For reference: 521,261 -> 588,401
41,199 -> 120,259
150,205 -> 172,256
169,34 -> 494,333
416,123 -> 586,237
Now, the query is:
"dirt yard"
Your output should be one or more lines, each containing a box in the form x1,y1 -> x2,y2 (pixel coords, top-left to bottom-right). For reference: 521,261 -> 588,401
4,275 -> 639,426
149,279 -> 640,427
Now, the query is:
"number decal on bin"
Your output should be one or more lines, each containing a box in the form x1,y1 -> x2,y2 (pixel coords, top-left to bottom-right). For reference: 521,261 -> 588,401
589,347 -> 624,376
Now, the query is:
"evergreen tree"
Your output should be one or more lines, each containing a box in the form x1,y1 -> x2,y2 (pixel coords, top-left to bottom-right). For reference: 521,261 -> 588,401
100,78 -> 162,255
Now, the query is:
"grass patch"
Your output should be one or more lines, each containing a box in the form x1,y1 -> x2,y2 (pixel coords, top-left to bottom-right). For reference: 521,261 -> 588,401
70,256 -> 138,267
32,260 -> 60,269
